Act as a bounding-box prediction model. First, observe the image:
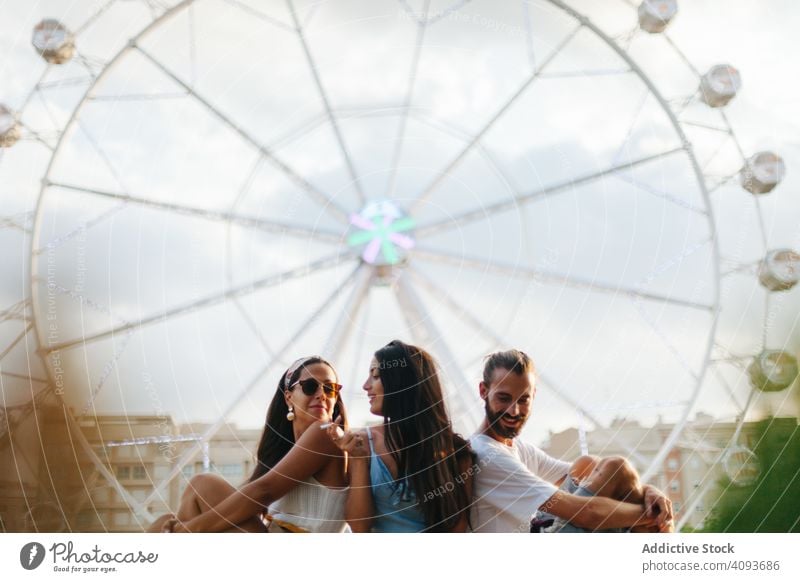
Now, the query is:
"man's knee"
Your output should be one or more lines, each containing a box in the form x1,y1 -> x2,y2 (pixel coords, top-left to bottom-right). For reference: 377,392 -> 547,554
592,456 -> 640,499
570,455 -> 600,481
603,456 -> 629,474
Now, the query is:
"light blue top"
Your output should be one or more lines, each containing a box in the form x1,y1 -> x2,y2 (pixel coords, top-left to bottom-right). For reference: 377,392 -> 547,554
366,426 -> 427,533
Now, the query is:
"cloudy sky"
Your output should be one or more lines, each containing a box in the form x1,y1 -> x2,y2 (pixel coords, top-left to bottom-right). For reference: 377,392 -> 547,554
1,0 -> 798,452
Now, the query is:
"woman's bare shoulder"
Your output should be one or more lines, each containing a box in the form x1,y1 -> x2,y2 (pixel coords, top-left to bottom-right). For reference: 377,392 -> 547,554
295,420 -> 345,457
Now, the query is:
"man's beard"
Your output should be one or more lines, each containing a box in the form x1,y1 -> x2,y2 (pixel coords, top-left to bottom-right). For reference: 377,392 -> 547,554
485,400 -> 527,439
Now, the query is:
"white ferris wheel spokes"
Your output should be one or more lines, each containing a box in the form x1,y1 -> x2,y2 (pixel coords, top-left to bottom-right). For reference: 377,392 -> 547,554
0,0 -> 794,532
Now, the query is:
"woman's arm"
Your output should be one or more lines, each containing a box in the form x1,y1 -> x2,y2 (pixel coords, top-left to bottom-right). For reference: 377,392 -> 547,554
326,425 -> 375,533
174,422 -> 341,533
344,455 -> 375,532
446,452 -> 475,533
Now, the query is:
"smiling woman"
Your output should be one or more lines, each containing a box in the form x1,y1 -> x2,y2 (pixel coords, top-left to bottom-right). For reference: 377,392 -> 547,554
148,356 -> 349,533
327,340 -> 476,532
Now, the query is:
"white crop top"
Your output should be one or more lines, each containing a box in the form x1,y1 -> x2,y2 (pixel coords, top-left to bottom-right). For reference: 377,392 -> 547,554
268,477 -> 348,533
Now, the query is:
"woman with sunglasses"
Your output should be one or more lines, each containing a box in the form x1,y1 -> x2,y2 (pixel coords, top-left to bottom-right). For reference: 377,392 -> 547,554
327,340 -> 475,532
151,356 -> 349,533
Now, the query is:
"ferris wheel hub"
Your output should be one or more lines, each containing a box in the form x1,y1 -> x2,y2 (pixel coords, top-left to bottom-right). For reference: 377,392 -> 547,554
346,200 -> 416,269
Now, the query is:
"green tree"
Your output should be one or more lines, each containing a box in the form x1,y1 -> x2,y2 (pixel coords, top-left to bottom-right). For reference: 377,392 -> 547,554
702,417 -> 800,532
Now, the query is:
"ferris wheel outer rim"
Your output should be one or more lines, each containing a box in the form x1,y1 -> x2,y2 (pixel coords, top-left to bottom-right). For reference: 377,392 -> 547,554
25,0 -> 722,490
28,0 -> 194,405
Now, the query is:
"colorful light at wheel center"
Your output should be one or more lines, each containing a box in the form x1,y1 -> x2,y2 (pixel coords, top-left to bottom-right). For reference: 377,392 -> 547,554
347,201 -> 415,266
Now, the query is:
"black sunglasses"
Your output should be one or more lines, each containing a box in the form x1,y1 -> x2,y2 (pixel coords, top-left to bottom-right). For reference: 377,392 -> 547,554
289,378 -> 342,398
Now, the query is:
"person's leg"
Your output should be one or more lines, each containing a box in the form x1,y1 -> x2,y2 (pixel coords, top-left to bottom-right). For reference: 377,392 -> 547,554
176,473 -> 234,520
174,473 -> 266,532
533,455 -> 601,531
585,456 -> 642,502
561,455 -> 600,493
584,457 -> 654,533
145,514 -> 175,533
569,455 -> 600,482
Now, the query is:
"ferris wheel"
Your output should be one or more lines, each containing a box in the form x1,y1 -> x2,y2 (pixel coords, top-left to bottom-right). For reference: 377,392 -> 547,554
0,0 -> 796,531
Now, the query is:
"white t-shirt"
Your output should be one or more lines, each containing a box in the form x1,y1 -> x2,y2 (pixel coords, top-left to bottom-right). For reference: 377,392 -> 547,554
469,434 -> 571,533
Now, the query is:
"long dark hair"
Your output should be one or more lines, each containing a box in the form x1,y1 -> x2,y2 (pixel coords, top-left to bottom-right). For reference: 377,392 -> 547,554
375,340 -> 474,531
248,356 -> 347,482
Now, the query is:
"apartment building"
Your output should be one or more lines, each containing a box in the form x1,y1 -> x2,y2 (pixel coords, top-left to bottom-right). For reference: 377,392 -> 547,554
0,408 -> 261,532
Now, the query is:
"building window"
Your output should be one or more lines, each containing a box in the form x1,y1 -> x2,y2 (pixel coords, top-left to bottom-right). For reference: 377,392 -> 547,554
93,488 -> 110,503
153,464 -> 170,480
116,466 -> 130,480
669,481 -> 680,493
667,459 -> 679,471
132,465 -> 147,480
216,464 -> 243,477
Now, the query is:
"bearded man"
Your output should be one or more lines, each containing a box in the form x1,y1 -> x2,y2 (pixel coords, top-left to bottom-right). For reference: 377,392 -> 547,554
469,349 -> 674,533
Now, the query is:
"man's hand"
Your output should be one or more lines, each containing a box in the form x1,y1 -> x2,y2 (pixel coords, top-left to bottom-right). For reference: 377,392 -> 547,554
643,484 -> 674,532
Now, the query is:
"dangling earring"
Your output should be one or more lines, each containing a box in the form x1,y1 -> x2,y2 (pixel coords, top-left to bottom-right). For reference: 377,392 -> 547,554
286,406 -> 295,422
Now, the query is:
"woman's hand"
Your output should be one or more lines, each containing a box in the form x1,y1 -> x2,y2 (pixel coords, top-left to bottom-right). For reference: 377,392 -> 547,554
160,516 -> 184,533
325,417 -> 369,459
326,416 -> 375,532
